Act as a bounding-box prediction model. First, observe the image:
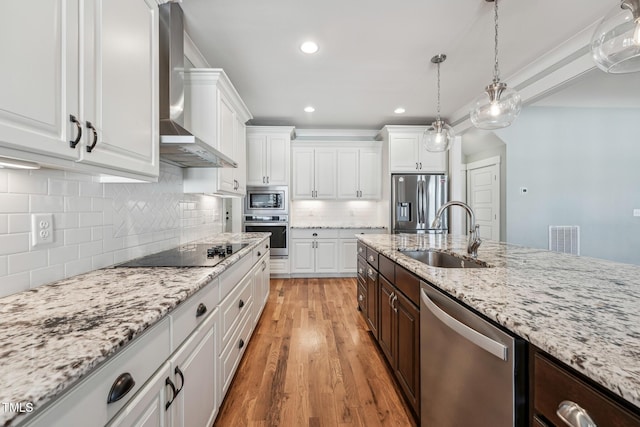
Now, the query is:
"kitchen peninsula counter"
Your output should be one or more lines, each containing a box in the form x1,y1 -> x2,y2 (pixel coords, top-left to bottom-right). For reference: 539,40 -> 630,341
356,233 -> 640,411
0,232 -> 270,427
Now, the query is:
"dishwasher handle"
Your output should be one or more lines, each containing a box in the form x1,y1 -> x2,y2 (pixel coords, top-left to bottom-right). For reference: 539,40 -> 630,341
421,288 -> 508,361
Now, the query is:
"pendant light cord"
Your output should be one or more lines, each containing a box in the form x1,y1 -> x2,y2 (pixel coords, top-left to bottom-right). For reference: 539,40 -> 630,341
493,0 -> 500,83
436,61 -> 441,121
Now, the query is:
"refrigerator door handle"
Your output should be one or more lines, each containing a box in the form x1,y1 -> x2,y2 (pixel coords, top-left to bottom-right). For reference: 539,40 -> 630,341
417,179 -> 424,225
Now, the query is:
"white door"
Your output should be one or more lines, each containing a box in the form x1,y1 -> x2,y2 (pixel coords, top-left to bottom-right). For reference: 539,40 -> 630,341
291,148 -> 315,199
467,160 -> 500,241
246,135 -> 266,185
389,135 -> 420,172
314,148 -> 337,199
80,0 -> 159,178
106,363 -> 171,427
266,136 -> 289,185
337,148 -> 359,199
358,148 -> 382,199
0,0 -> 80,160
315,239 -> 339,273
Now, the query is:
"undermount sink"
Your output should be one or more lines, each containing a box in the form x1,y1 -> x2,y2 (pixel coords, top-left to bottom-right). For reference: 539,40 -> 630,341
399,250 -> 491,269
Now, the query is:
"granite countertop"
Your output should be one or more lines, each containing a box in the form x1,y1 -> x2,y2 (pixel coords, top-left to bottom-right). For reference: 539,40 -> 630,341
356,233 -> 640,410
0,232 -> 270,427
290,225 -> 387,229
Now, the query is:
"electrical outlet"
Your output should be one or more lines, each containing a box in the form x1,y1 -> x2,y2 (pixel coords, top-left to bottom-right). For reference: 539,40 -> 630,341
31,213 -> 53,247
519,187 -> 528,195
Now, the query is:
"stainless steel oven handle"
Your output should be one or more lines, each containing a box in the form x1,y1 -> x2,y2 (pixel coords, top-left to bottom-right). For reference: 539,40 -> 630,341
421,289 -> 508,361
244,222 -> 288,227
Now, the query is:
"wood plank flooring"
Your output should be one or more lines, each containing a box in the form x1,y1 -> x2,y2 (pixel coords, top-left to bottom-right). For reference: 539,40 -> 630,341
214,278 -> 417,427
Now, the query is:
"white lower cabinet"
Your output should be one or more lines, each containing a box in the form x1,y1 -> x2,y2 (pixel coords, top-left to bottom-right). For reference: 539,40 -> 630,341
20,243 -> 272,427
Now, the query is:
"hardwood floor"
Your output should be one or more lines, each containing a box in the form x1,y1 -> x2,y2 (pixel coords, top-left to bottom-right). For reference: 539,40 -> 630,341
214,278 -> 417,427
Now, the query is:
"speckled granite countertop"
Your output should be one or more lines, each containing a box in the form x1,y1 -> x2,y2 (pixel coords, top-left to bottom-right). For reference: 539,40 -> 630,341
0,232 -> 270,427
356,233 -> 640,410
290,225 -> 387,229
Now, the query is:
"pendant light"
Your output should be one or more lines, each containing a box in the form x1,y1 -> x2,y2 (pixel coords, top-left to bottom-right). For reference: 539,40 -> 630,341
470,0 -> 521,130
592,0 -> 640,73
424,54 -> 454,152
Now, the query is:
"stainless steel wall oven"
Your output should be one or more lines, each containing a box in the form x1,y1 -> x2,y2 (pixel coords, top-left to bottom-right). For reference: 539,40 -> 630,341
244,215 -> 288,257
244,186 -> 289,257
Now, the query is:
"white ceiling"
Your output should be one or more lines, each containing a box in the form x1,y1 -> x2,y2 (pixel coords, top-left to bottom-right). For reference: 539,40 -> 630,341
181,0 -> 618,130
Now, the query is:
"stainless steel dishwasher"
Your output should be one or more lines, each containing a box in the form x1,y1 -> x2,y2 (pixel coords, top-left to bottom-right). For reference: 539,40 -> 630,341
420,281 -> 526,427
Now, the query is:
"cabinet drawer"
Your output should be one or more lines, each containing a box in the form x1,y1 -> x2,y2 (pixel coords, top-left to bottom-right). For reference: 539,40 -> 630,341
357,257 -> 367,283
220,303 -> 254,395
338,228 -> 385,238
220,273 -> 253,351
23,318 -> 171,427
253,242 -> 270,262
395,265 -> 420,307
379,255 -> 395,283
357,282 -> 367,313
290,228 -> 339,239
357,241 -> 367,259
170,278 -> 220,351
366,246 -> 379,269
219,252 -> 253,302
534,353 -> 640,426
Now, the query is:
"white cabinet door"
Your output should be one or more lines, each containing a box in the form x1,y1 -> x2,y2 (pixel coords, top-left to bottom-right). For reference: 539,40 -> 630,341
0,0 -> 79,160
246,135 -> 266,185
315,239 -> 339,273
80,0 -> 159,178
314,148 -> 337,199
420,149 -> 448,173
234,116 -> 246,195
339,240 -> 358,273
358,148 -> 382,199
337,148 -> 359,199
106,363 -> 171,427
218,92 -> 236,193
266,136 -> 289,185
291,239 -> 315,273
291,148 -> 315,199
252,260 -> 264,324
389,134 -> 421,172
169,311 -> 218,427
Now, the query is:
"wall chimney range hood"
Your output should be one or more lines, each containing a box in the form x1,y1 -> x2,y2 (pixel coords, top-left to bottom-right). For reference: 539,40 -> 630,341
158,2 -> 237,168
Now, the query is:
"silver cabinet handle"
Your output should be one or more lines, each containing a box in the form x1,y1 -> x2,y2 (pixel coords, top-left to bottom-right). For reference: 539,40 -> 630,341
421,289 -> 508,360
388,291 -> 394,307
358,247 -> 363,254
556,401 -> 597,427
392,295 -> 398,313
368,255 -> 374,262
358,267 -> 363,274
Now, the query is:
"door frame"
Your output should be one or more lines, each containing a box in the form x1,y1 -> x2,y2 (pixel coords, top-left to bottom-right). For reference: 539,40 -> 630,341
466,156 -> 501,241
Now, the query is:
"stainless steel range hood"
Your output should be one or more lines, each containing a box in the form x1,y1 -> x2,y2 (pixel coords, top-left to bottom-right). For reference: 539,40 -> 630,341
158,2 -> 237,168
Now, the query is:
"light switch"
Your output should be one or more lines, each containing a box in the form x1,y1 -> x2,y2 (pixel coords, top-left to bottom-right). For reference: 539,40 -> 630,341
634,209 -> 640,217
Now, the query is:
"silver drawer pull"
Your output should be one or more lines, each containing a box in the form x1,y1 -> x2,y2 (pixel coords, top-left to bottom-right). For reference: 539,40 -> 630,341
556,401 -> 597,427
368,255 -> 374,262
358,294 -> 364,302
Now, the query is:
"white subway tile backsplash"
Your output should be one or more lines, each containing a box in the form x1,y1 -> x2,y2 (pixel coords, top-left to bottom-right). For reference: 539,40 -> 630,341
0,194 -> 29,213
8,171 -> 48,194
31,265 -> 65,288
0,273 -> 30,295
48,178 -> 80,196
0,233 -> 29,256
49,245 -> 79,265
0,163 -> 223,297
8,250 -> 47,275
64,228 -> 92,245
8,214 -> 31,234
30,194 -> 64,212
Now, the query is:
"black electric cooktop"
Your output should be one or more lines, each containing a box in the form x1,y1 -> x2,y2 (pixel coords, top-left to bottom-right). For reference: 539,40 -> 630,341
117,243 -> 249,267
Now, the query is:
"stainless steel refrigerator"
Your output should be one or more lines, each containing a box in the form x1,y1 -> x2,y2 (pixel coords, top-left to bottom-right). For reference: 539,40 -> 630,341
392,174 -> 448,234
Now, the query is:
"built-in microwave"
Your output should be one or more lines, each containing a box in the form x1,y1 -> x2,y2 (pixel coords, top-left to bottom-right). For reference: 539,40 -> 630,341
244,186 -> 288,216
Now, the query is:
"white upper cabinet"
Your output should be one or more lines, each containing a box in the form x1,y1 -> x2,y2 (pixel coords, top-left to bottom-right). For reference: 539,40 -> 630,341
183,69 -> 252,196
0,0 -> 160,181
337,145 -> 382,199
382,126 -> 447,173
246,126 -> 294,186
291,145 -> 337,200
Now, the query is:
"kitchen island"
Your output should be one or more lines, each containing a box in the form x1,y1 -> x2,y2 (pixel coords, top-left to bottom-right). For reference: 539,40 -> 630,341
356,233 -> 640,417
0,232 -> 270,427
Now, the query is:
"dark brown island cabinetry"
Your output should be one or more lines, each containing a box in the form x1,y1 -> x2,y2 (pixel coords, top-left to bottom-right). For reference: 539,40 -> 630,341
530,347 -> 640,427
356,242 -> 420,420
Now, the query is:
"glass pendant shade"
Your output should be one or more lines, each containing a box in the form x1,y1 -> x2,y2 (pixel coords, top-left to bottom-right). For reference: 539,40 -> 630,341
424,119 -> 454,152
591,0 -> 640,73
470,81 -> 522,130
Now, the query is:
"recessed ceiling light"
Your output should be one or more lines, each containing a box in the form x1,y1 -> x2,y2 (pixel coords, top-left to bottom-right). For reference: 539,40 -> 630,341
304,106 -> 315,113
300,41 -> 319,54
394,107 -> 406,114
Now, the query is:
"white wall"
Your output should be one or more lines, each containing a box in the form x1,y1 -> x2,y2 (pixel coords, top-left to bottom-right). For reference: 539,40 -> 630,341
0,162 -> 223,297
497,106 -> 640,265
290,200 -> 386,228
